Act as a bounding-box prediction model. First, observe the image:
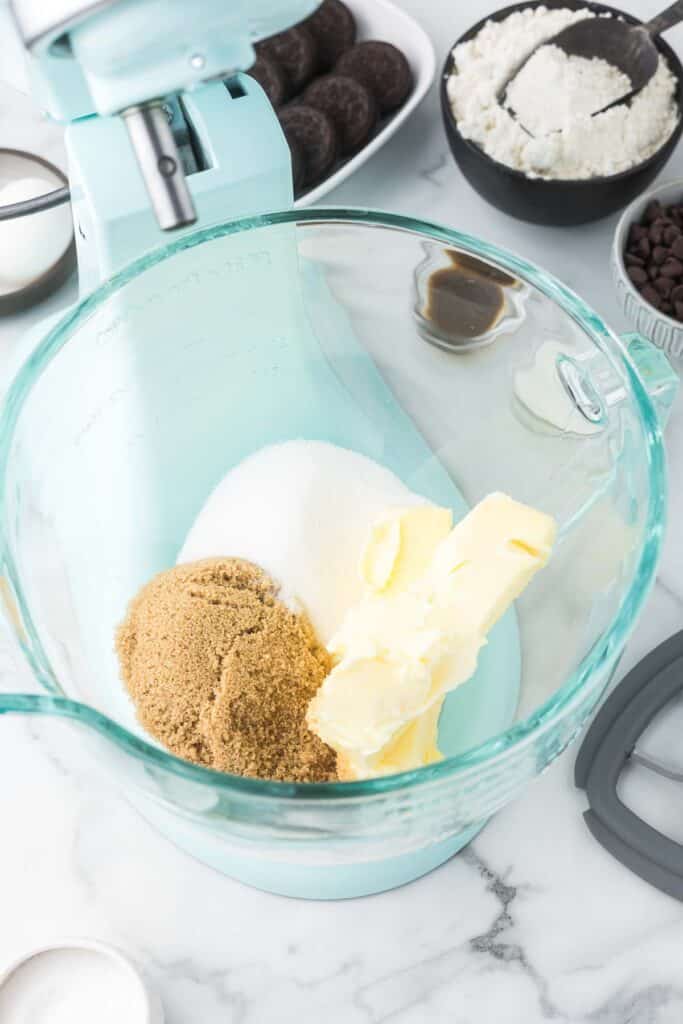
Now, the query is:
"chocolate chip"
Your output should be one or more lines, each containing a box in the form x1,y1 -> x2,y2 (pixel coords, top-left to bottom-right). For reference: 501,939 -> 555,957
623,200 -> 683,305
628,266 -> 648,285
645,201 -> 664,223
661,258 -> 683,277
654,276 -> 673,296
642,284 -> 662,308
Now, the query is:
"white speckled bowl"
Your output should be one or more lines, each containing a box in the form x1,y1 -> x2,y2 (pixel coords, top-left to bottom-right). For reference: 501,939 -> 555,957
613,178 -> 683,359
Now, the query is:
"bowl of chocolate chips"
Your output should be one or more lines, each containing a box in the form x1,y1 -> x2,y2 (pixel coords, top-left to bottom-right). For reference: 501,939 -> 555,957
613,179 -> 683,358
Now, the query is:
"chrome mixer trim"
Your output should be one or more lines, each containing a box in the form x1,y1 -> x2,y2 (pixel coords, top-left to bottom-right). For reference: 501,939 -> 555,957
122,101 -> 197,231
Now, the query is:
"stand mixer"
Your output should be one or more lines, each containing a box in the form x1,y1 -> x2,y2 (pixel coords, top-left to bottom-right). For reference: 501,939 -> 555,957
0,0 -> 679,899
4,0 -> 320,291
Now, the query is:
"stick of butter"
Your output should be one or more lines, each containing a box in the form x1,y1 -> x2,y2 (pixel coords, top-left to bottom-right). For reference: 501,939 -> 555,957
307,493 -> 556,781
353,504 -> 452,777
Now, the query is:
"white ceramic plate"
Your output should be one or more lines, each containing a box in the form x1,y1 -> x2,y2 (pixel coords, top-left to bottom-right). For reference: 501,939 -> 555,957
612,178 -> 683,359
293,0 -> 435,207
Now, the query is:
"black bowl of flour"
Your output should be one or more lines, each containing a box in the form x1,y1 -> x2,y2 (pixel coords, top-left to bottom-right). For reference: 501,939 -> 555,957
441,0 -> 683,226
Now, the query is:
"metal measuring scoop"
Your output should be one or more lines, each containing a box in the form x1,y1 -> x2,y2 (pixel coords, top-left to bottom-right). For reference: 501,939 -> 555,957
500,1 -> 683,128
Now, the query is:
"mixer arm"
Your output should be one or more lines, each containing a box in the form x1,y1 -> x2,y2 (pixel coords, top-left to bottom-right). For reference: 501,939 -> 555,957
6,0 -> 320,231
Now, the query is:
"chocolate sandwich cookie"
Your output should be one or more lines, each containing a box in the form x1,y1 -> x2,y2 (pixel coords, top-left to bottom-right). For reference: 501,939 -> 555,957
256,26 -> 317,97
279,104 -> 338,188
336,40 -> 413,113
246,54 -> 286,109
302,0 -> 356,71
303,74 -> 376,155
279,122 -> 307,195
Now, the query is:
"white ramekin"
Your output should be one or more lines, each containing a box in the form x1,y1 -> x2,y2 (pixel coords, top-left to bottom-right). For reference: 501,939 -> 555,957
0,939 -> 164,1022
612,177 -> 683,360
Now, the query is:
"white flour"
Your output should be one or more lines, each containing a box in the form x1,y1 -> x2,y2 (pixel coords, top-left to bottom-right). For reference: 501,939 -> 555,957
506,45 -> 630,136
447,6 -> 680,180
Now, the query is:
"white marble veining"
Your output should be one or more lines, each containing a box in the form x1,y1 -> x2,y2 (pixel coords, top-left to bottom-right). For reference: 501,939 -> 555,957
2,2 -> 683,1021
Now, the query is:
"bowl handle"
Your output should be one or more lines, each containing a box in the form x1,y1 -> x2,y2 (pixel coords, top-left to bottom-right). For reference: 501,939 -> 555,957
622,333 -> 678,428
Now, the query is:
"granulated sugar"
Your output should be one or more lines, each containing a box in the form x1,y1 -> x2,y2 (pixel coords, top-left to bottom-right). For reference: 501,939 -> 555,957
178,440 -> 427,644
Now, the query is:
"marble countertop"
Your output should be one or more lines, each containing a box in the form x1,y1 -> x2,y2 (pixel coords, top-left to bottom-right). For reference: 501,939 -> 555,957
2,2 -> 683,1021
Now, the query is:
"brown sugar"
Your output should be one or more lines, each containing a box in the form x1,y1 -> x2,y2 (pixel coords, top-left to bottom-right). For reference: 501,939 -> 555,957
116,557 -> 337,782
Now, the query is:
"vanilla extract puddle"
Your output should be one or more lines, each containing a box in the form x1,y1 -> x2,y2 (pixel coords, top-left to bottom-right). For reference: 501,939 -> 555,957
423,251 -> 517,343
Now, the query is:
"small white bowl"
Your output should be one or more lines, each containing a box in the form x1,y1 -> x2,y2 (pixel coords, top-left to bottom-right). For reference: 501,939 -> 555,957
294,0 -> 436,207
0,939 -> 163,1023
612,178 -> 683,359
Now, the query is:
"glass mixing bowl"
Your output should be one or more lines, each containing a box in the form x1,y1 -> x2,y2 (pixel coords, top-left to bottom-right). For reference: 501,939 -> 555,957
0,210 -> 677,899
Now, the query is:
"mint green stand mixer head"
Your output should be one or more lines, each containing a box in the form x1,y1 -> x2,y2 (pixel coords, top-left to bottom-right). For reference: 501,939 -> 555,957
0,0 -> 678,898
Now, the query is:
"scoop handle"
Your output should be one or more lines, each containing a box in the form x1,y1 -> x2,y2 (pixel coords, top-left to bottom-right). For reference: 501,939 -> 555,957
647,1 -> 683,37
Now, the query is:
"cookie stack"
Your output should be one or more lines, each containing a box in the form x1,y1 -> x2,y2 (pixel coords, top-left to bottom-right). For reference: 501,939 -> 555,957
247,0 -> 413,195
